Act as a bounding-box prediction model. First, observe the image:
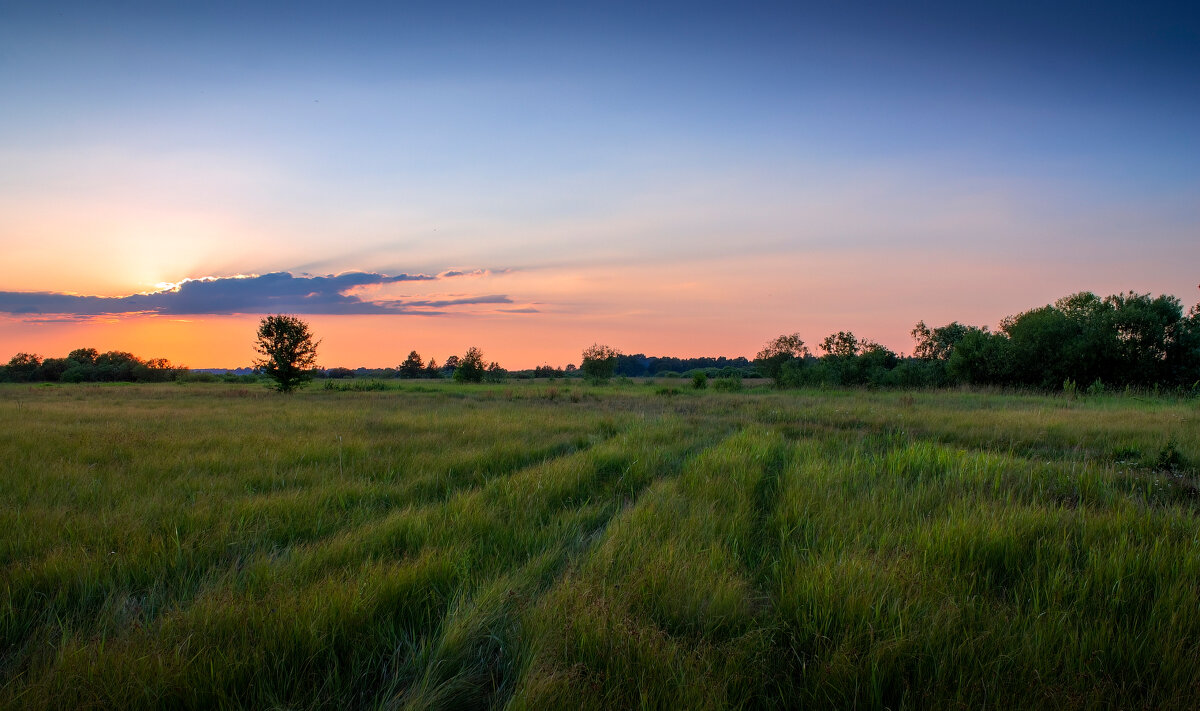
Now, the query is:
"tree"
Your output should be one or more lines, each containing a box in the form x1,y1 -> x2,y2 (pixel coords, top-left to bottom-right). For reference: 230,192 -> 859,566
910,321 -> 972,361
425,358 -> 440,379
5,353 -> 43,382
580,343 -> 620,383
254,315 -> 320,393
947,327 -> 1010,385
399,350 -> 425,379
68,347 -> 99,365
38,358 -> 73,382
485,361 -> 507,382
453,347 -> 485,383
132,357 -> 177,383
857,340 -> 899,384
1105,292 -> 1185,386
755,333 -> 808,386
1001,306 -> 1080,388
820,331 -> 860,358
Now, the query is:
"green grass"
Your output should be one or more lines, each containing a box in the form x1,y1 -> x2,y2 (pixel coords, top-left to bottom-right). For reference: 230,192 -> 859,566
1,382 -> 1198,709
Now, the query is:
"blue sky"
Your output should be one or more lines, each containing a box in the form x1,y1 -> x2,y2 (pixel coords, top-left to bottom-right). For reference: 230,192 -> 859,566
1,0 -> 1197,366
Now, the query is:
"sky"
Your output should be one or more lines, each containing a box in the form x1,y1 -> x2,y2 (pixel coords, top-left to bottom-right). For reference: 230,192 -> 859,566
1,0 -> 1197,368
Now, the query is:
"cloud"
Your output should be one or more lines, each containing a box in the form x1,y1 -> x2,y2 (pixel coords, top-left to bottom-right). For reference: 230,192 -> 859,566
11,313 -> 127,324
401,295 -> 513,308
0,271 -> 521,317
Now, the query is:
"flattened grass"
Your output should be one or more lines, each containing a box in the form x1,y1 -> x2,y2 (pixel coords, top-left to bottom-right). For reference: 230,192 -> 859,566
1,383 -> 1198,709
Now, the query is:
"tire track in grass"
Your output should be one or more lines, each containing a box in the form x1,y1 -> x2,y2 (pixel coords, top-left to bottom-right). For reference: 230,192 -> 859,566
384,417 -> 726,711
744,435 -> 793,582
0,401 -> 624,705
2,417 -> 715,709
284,425 -> 639,582
505,427 -> 790,711
0,421 -> 617,693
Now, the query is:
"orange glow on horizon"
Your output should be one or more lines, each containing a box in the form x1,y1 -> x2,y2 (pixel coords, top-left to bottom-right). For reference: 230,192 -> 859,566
1,249 -> 1196,370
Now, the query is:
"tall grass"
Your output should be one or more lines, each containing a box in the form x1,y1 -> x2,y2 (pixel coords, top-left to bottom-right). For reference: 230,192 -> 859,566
1,382 -> 1197,708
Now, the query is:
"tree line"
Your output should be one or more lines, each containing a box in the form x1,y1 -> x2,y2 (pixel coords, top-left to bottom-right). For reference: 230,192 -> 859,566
613,353 -> 754,378
755,290 -> 1200,391
4,290 -> 1197,392
0,348 -> 182,383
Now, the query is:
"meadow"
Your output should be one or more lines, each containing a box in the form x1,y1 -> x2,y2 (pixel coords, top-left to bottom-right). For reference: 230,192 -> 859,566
1,381 -> 1198,709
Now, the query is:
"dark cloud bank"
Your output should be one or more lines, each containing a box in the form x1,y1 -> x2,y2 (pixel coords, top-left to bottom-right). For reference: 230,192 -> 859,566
0,271 -> 519,317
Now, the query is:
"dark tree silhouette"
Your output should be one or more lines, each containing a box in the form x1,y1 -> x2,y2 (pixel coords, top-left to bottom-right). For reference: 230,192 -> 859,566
254,315 -> 320,393
754,333 -> 808,386
399,351 -> 424,378
453,347 -> 485,383
580,343 -> 619,383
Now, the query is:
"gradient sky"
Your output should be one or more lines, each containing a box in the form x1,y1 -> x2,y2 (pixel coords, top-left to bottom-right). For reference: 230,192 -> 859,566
2,1 -> 1197,368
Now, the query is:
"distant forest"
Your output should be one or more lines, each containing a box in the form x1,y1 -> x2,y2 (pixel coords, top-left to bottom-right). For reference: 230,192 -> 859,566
2,290 -> 1198,392
753,290 -> 1200,392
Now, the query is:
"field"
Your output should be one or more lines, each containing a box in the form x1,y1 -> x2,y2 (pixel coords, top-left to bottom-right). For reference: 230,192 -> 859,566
2,381 -> 1199,709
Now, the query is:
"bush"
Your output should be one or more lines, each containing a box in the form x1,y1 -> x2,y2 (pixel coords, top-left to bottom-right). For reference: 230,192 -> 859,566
60,365 -> 92,383
1156,440 -> 1186,472
691,371 -> 708,389
324,379 -> 388,391
581,343 -> 620,384
713,374 -> 743,392
778,359 -> 810,388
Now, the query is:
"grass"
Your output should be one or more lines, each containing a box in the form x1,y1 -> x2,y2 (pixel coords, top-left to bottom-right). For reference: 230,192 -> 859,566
1,382 -> 1198,709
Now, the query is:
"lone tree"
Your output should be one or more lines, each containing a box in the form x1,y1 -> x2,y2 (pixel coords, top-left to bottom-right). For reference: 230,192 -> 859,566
254,315 -> 320,392
580,343 -> 620,383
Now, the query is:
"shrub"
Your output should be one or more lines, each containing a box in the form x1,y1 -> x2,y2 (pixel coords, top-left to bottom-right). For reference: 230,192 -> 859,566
581,344 -> 620,384
713,374 -> 743,392
324,379 -> 388,392
1156,440 -> 1186,472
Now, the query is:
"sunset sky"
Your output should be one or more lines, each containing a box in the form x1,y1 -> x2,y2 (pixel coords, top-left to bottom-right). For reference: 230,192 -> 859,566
2,1 -> 1197,368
